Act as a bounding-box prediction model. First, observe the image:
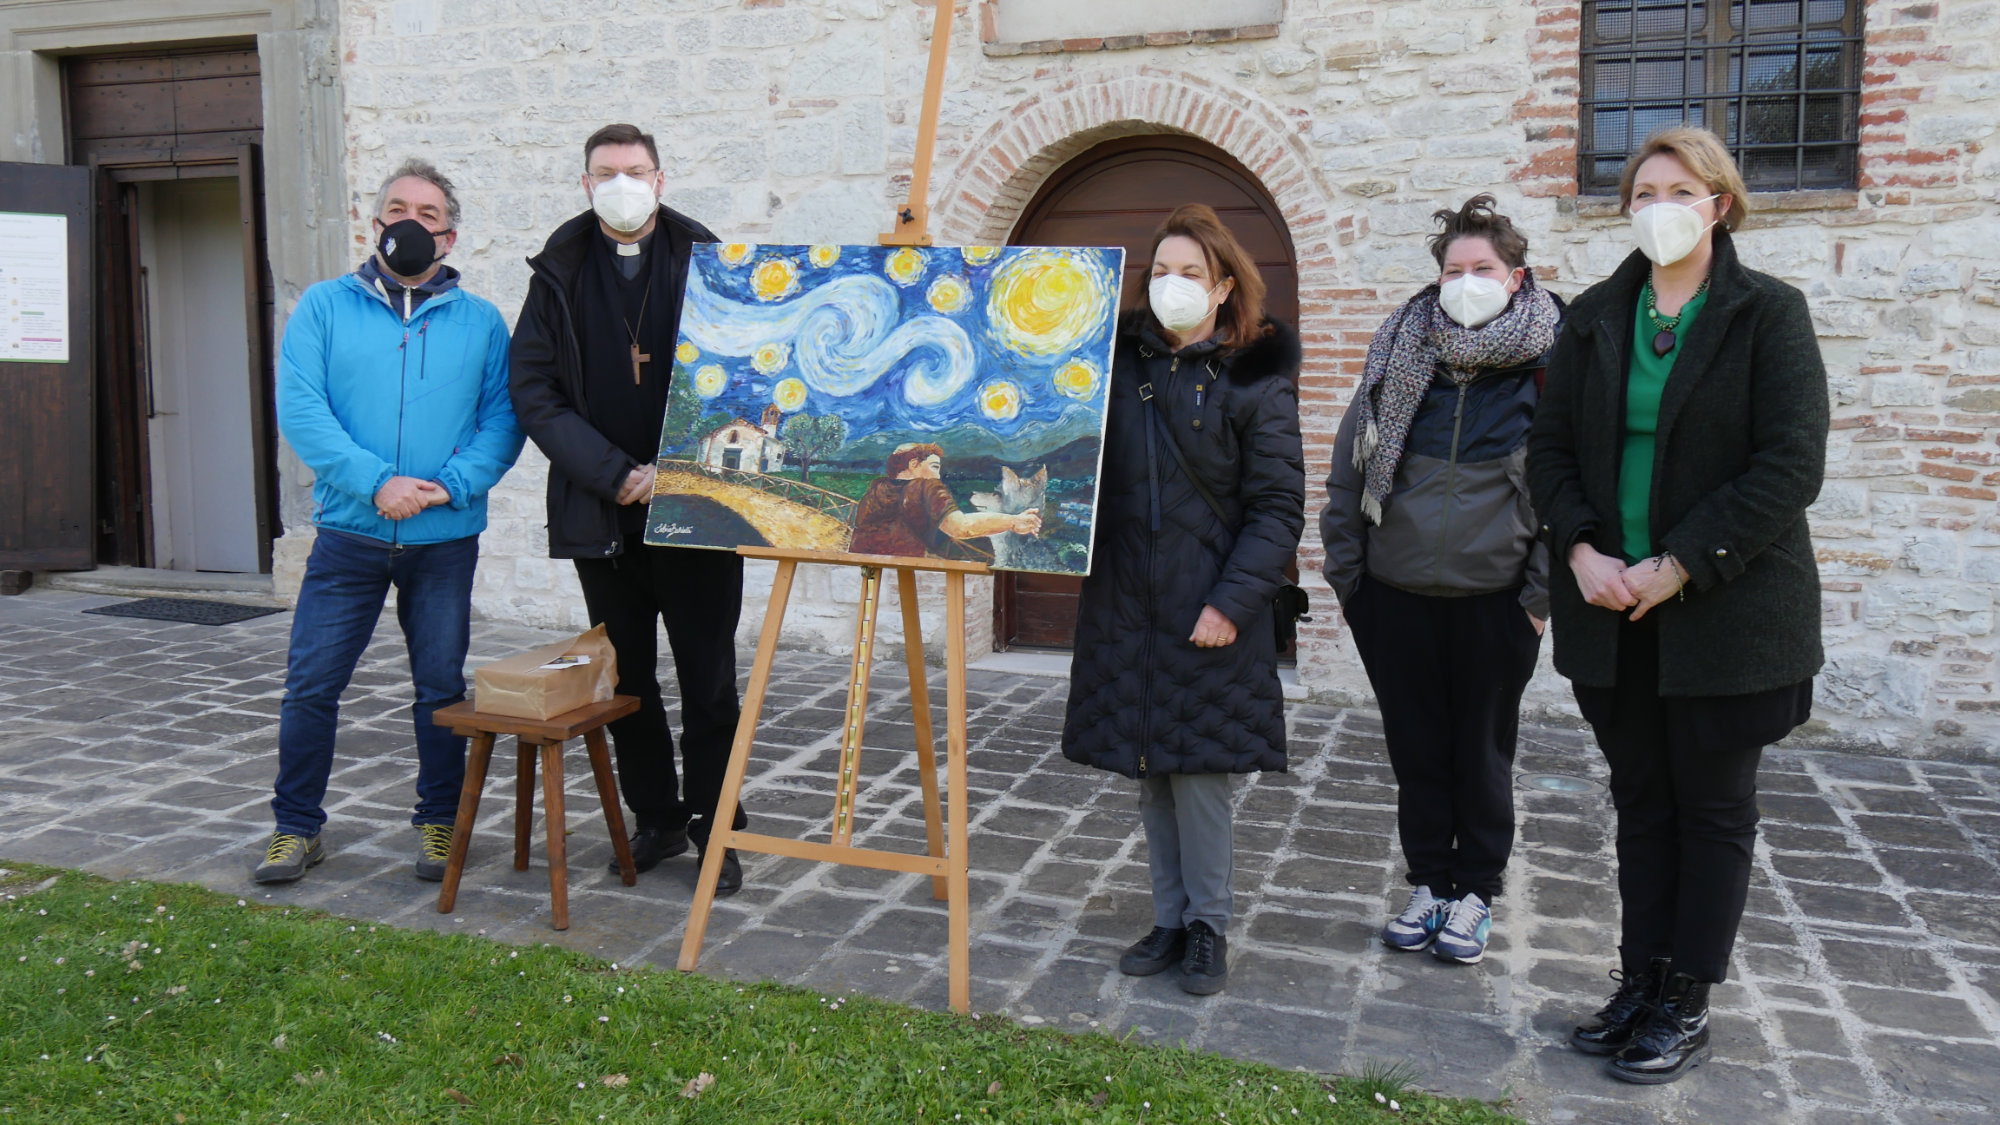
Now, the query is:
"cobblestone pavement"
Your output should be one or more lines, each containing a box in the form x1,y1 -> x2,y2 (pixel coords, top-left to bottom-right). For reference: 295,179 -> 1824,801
3,586 -> 1998,1124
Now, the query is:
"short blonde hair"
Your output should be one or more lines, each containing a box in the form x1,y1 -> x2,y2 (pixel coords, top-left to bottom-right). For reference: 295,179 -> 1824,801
1617,126 -> 1751,232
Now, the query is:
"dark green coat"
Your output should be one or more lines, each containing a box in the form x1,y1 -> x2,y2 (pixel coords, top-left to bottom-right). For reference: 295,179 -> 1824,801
1526,232 -> 1828,696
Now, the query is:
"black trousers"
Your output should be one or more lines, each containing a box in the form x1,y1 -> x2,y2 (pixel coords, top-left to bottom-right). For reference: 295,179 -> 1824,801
1345,578 -> 1542,902
573,536 -> 747,845
1572,616 -> 1811,983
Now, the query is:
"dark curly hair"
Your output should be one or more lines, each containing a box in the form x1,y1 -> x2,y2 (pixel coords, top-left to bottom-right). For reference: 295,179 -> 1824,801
1427,193 -> 1528,271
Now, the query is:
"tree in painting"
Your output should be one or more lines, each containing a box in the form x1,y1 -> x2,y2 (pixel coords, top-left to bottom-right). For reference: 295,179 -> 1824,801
781,413 -> 847,484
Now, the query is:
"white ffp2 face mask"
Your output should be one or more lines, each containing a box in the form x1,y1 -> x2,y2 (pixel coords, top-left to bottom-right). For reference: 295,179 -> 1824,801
1631,195 -> 1717,267
591,173 -> 658,233
1438,274 -> 1513,329
1149,273 -> 1220,333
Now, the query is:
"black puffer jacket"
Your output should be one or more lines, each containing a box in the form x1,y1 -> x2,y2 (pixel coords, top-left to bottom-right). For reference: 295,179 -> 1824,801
1063,315 -> 1306,779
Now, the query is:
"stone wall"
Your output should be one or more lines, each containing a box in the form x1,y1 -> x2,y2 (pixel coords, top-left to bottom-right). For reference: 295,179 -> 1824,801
327,0 -> 2000,758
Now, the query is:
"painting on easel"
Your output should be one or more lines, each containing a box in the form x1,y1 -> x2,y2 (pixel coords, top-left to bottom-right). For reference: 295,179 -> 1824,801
643,242 -> 1123,576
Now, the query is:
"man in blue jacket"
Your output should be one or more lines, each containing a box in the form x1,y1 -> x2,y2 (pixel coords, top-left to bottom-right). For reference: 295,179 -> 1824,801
254,160 -> 525,885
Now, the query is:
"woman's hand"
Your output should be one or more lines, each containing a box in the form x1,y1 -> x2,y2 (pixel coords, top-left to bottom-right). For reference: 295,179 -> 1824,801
1569,542 -> 1637,611
1621,555 -> 1688,622
1190,605 -> 1238,648
1527,612 -> 1546,636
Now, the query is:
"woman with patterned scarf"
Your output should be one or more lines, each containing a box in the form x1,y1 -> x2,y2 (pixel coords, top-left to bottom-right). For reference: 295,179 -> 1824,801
1321,194 -> 1564,966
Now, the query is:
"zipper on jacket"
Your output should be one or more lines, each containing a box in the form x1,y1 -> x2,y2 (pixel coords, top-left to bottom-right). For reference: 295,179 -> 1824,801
1137,355 -> 1181,779
1431,382 -> 1470,585
392,325 -> 410,549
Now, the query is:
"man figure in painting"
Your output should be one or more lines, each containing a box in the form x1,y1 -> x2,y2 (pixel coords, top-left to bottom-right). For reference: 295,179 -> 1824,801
509,123 -> 751,893
850,443 -> 1043,558
256,160 -> 524,885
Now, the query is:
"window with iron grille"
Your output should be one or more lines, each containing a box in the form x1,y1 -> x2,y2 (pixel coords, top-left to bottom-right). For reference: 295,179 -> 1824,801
1579,1 -> 1864,193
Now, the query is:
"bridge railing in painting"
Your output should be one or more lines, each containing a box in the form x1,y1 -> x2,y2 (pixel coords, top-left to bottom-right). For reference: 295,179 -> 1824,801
661,460 -> 860,524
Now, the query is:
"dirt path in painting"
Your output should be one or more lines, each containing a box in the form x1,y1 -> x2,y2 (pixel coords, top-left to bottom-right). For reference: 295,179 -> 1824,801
655,469 -> 853,551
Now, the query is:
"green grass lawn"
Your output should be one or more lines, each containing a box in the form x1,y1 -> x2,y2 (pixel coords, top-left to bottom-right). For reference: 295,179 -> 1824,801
0,864 -> 1521,1124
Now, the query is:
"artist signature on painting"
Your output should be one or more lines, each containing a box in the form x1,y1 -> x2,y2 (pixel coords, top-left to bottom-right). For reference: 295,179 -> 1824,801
655,523 -> 696,538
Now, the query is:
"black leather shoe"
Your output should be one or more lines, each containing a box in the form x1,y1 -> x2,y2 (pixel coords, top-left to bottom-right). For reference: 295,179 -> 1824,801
702,847 -> 742,896
1179,920 -> 1228,995
1609,973 -> 1713,1084
1573,958 -> 1669,1055
611,826 -> 689,875
1118,926 -> 1187,976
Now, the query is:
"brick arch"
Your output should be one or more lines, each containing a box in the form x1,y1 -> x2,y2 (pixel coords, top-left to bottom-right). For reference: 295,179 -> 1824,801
933,69 -> 1341,271
930,69 -> 1352,413
932,70 -> 1364,679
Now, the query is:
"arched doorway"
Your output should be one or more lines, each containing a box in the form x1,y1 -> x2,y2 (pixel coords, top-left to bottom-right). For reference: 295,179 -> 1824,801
996,135 -> 1300,651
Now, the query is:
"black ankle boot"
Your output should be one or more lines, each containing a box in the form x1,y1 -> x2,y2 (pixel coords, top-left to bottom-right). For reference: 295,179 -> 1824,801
1608,972 -> 1712,1084
1572,958 -> 1669,1056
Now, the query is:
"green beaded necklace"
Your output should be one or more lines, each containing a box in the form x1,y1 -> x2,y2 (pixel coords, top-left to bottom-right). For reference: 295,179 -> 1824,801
1641,272 -> 1711,357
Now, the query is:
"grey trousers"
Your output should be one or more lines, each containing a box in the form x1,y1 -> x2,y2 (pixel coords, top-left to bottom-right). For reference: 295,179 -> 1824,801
1139,772 -> 1237,935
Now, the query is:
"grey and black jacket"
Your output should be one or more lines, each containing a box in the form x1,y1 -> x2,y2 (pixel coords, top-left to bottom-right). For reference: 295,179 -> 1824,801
1321,347 -> 1555,620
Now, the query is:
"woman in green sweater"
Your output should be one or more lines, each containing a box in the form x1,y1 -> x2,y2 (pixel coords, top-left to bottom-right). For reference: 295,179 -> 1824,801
1527,127 -> 1829,1085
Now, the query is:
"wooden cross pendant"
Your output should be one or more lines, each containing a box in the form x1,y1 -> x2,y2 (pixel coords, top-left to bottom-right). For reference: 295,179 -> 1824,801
630,343 -> 651,385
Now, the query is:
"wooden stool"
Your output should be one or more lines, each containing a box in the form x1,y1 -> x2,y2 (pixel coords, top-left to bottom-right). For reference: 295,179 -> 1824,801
431,696 -> 641,931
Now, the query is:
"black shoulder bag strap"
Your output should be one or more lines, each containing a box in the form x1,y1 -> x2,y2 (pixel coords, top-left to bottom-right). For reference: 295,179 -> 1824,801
1137,378 -> 1231,532
1136,376 -> 1311,643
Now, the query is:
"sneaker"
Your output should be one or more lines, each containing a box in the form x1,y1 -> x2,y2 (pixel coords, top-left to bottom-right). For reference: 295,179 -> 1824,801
1432,893 -> 1492,964
1179,920 -> 1228,995
252,833 -> 324,884
1380,885 -> 1448,951
414,824 -> 454,882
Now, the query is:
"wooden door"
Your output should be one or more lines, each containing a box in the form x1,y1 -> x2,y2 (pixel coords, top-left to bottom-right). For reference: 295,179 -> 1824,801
65,47 -> 275,571
0,162 -> 95,569
997,136 -> 1299,650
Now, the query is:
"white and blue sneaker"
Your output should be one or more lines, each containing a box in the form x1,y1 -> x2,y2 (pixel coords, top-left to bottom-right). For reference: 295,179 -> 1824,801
1380,885 -> 1448,952
1432,893 -> 1493,964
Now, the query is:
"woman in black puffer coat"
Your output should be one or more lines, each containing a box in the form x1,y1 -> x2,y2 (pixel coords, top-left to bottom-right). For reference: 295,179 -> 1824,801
1063,204 -> 1305,997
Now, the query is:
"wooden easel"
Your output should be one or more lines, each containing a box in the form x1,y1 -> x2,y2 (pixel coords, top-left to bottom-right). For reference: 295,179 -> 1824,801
677,548 -> 984,1012
679,0 -> 985,1010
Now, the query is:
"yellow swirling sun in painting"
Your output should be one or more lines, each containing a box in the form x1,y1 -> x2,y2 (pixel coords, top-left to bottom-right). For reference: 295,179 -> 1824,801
773,377 -> 808,413
718,243 -> 754,266
751,342 -> 790,374
987,249 -> 1109,357
1053,359 -> 1100,400
978,380 -> 1022,422
885,247 -> 926,287
809,245 -> 840,268
694,364 -> 729,398
960,246 -> 1002,266
927,275 -> 970,313
751,258 -> 798,302
675,341 -> 700,364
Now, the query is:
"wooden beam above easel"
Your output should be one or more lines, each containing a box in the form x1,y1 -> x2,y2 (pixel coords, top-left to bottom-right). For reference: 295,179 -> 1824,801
879,0 -> 958,247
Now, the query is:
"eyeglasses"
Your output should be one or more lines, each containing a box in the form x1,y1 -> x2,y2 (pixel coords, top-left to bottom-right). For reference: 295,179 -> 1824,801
587,167 -> 658,184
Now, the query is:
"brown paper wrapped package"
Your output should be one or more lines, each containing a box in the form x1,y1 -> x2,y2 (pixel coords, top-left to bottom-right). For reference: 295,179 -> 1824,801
472,624 -> 619,720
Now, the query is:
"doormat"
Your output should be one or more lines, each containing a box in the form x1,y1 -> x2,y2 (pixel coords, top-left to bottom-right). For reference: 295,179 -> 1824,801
82,597 -> 283,626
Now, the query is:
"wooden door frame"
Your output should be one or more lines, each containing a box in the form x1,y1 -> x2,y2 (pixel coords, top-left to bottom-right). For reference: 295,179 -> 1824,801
86,144 -> 277,572
993,132 -> 1302,653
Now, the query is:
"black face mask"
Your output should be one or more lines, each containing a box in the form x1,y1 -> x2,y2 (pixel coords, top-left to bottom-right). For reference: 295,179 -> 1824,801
376,218 -> 448,278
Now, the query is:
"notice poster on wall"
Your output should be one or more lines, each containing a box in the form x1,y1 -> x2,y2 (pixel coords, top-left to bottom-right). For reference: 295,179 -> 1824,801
0,211 -> 70,363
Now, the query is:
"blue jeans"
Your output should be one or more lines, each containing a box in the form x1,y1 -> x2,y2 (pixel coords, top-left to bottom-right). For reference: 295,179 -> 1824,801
270,528 -> 477,838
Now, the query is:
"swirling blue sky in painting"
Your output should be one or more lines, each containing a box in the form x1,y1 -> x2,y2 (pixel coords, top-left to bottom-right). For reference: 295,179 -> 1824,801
666,243 -> 1123,458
